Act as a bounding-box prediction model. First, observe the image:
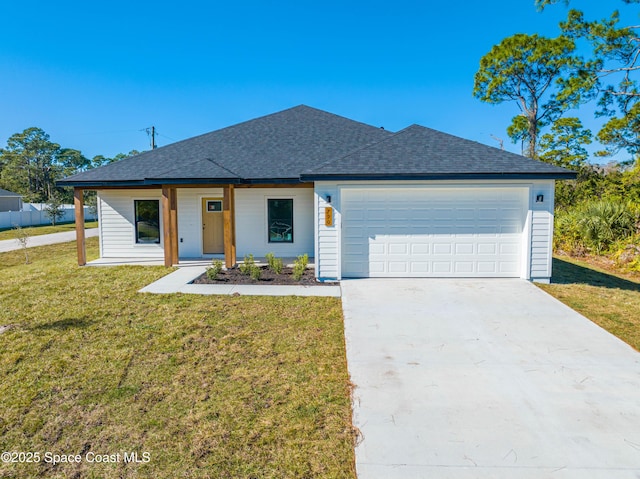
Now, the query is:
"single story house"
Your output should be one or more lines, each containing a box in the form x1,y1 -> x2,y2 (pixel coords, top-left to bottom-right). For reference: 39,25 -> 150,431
0,188 -> 23,212
59,105 -> 575,282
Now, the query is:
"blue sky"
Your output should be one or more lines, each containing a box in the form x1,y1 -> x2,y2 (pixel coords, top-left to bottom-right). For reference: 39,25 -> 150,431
0,1 -> 635,162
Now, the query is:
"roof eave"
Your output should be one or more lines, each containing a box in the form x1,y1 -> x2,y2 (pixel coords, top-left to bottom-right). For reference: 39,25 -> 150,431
56,177 -> 310,188
300,172 -> 578,181
143,177 -> 243,185
56,179 -> 150,188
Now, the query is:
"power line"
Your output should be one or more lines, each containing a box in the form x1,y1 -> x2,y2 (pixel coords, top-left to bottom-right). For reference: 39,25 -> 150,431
156,132 -> 176,142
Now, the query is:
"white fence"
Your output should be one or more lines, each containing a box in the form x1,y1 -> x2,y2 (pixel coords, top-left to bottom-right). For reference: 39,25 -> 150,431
0,204 -> 97,229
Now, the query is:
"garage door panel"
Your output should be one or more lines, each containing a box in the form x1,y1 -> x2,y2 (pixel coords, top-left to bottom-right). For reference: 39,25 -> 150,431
478,262 -> 497,273
499,243 -> 519,254
341,188 -> 526,278
388,243 -> 408,255
455,243 -> 474,254
433,262 -> 453,273
410,262 -> 430,273
477,243 -> 497,255
388,262 -> 408,273
433,243 -> 453,255
411,244 -> 430,254
454,262 -> 475,273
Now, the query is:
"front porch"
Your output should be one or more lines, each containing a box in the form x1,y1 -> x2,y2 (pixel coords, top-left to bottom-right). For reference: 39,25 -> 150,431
74,184 -> 314,269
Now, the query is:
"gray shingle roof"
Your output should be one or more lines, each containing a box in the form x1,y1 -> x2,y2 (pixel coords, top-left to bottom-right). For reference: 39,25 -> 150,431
58,106 -> 575,187
58,105 -> 392,186
301,124 -> 575,180
0,188 -> 22,197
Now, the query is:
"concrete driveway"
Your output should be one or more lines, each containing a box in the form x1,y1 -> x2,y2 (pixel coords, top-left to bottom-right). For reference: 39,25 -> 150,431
342,279 -> 640,479
0,228 -> 98,253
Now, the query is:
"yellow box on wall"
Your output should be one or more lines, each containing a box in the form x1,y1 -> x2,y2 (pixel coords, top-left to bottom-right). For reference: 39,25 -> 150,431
324,207 -> 333,227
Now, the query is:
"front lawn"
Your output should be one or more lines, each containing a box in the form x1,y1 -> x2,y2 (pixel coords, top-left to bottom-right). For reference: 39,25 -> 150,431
537,256 -> 640,351
0,221 -> 98,240
0,239 -> 355,478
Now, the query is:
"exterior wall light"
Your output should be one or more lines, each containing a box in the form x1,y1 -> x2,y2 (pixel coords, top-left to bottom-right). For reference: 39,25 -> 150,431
536,194 -> 544,203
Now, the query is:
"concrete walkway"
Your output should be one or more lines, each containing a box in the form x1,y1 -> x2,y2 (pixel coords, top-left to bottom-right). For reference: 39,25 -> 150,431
0,228 -> 98,253
342,278 -> 640,479
139,264 -> 341,297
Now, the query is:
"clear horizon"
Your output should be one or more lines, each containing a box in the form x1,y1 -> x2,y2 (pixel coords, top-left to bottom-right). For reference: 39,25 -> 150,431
0,1 -> 635,163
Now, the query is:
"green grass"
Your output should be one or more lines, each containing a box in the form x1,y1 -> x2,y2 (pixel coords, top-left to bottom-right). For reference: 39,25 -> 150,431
538,256 -> 640,351
0,221 -> 98,239
0,239 -> 355,478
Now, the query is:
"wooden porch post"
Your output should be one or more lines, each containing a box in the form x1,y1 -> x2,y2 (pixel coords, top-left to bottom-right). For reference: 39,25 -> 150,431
169,187 -> 179,265
162,186 -> 173,267
223,184 -> 237,268
74,188 -> 86,266
230,185 -> 236,264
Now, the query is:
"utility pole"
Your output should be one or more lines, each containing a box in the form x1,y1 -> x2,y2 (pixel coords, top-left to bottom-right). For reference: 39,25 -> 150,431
143,126 -> 157,149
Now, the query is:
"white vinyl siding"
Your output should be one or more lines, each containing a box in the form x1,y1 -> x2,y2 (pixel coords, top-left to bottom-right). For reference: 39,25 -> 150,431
529,181 -> 555,282
98,189 -> 164,258
315,183 -> 340,280
235,188 -> 314,258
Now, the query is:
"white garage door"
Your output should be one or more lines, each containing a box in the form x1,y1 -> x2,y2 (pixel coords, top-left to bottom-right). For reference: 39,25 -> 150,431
341,187 -> 528,278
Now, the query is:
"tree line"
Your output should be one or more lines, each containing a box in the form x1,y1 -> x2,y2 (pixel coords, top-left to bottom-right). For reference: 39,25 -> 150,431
474,0 -> 640,269
0,127 -> 140,204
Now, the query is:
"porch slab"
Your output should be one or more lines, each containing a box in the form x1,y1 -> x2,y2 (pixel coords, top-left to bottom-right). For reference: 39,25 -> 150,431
87,257 -> 316,268
138,263 -> 340,297
87,258 -> 166,266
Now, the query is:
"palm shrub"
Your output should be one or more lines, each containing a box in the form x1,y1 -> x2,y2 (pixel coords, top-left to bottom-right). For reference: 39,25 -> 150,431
554,209 -> 584,255
555,200 -> 637,255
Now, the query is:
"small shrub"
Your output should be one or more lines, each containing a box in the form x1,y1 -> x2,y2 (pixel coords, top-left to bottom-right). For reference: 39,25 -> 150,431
611,235 -> 640,272
265,252 -> 284,274
297,253 -> 309,269
265,252 -> 275,268
292,254 -> 309,281
239,254 -> 256,275
206,259 -> 224,280
273,258 -> 284,274
44,194 -> 66,226
13,225 -> 30,264
250,265 -> 262,281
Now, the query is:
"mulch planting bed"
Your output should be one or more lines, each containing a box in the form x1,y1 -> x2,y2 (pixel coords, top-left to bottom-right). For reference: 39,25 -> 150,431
191,266 -> 334,286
